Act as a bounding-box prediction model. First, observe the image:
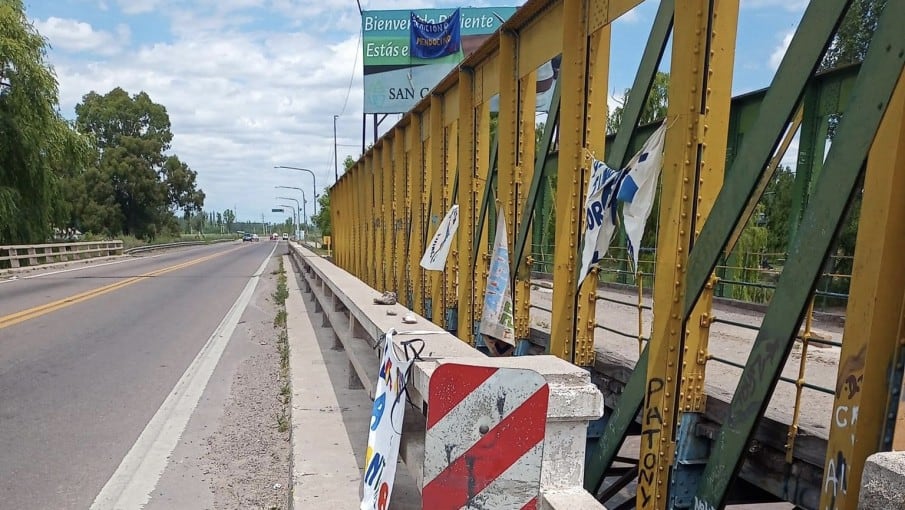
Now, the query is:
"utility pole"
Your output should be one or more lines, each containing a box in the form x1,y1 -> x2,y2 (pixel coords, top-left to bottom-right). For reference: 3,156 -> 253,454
333,115 -> 339,181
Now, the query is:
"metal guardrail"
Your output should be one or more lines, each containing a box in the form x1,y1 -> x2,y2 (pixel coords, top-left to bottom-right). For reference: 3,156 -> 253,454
0,241 -> 123,269
124,241 -> 212,254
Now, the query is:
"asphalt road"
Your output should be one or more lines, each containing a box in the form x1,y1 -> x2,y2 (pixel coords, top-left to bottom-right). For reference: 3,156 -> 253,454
0,240 -> 284,509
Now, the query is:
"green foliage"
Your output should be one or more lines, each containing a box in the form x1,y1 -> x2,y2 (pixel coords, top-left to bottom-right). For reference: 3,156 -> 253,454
0,0 -> 93,244
760,166 -> 796,252
343,155 -> 356,171
607,72 -> 670,135
730,209 -> 771,303
312,188 -> 331,236
223,209 -> 236,232
66,87 -> 203,240
820,0 -> 887,71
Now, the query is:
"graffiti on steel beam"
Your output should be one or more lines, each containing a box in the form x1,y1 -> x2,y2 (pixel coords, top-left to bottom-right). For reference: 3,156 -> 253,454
639,377 -> 665,506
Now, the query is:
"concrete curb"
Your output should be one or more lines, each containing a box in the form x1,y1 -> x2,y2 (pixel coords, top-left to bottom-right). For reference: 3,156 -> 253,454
284,256 -> 362,509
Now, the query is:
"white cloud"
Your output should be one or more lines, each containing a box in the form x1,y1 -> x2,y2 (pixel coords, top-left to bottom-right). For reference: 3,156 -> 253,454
116,0 -> 161,14
769,30 -> 794,70
33,17 -> 129,55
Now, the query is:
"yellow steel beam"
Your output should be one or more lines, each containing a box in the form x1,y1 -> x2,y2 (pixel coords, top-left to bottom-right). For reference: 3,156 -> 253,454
443,119 -> 459,329
514,68 -> 537,340
820,70 -> 905,510
638,1 -> 737,508
573,17 -> 612,367
394,126 -> 407,299
427,96 -> 445,326
473,100 -> 492,343
381,140 -> 394,292
475,54 -> 500,106
588,0 -> 644,34
551,0 -> 608,365
409,113 -> 427,315
458,67 -> 477,343
366,152 -> 377,288
516,1 -> 563,78
549,0 -> 586,362
498,31 -> 521,342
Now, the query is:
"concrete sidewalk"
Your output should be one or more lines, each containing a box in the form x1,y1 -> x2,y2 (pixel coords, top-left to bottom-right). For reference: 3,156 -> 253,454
284,256 -> 421,509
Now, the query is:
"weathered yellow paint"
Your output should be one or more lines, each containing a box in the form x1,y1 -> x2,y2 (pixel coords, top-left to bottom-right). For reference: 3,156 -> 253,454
516,1 -> 563,76
498,31 -> 520,343
475,53 -> 500,106
393,127 -> 407,299
428,94 -> 446,326
638,1 -> 737,507
550,0 -> 591,363
588,0 -> 644,35
458,67 -> 477,343
820,70 -> 905,510
366,152 -> 377,288
409,113 -> 426,315
443,120 -> 460,328
515,68 -> 537,340
573,19 -> 612,367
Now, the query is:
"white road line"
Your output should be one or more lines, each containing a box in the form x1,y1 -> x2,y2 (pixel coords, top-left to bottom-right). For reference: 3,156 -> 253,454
89,242 -> 277,510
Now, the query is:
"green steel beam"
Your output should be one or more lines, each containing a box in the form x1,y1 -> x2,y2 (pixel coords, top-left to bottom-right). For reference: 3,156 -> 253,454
605,0 -> 674,171
588,0 -> 853,496
693,2 -> 905,506
471,126 -> 499,271
511,77 -> 561,280
682,0 -> 852,325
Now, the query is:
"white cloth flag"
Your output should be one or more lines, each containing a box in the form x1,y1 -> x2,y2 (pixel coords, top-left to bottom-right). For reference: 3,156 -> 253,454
361,330 -> 414,510
578,159 -> 623,288
479,208 -> 515,344
616,122 -> 667,273
420,205 -> 459,271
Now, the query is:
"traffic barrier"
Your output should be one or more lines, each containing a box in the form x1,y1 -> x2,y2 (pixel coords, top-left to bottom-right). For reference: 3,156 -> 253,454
287,242 -> 606,509
0,240 -> 123,270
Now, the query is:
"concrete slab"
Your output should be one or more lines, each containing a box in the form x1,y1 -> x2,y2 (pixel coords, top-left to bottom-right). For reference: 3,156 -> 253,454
859,451 -> 905,510
285,260 -> 362,508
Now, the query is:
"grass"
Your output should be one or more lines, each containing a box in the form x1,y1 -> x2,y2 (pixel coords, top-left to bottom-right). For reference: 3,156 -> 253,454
272,257 -> 291,434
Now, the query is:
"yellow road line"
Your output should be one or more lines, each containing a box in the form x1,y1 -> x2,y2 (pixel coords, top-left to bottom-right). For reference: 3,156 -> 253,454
0,246 -> 242,330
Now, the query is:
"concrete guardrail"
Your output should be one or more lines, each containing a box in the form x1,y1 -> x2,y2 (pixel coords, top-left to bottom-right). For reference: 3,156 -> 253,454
0,240 -> 123,270
288,242 -> 607,509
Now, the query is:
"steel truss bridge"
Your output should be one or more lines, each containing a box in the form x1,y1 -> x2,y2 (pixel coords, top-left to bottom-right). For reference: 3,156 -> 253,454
328,0 -> 905,508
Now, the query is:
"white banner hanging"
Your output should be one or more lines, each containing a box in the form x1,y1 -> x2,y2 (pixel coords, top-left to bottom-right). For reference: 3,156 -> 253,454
420,205 -> 459,271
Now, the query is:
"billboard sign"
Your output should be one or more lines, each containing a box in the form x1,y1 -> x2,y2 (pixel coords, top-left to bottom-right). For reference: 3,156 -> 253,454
362,7 -> 517,114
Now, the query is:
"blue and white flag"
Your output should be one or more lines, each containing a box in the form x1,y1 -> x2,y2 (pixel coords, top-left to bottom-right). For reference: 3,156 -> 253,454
410,9 -> 461,59
420,205 -> 459,271
578,159 -> 625,288
617,122 -> 666,273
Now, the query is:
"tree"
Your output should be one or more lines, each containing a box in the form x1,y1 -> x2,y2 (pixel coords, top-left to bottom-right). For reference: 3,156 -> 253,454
607,72 -> 670,135
312,189 -> 331,237
223,209 -> 236,232
0,1 -> 93,244
73,88 -> 203,239
820,0 -> 887,71
343,155 -> 356,171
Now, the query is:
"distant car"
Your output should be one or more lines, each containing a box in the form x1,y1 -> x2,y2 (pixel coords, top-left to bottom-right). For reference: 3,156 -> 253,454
252,234 -> 260,242
242,233 -> 253,242
282,233 -> 289,241
271,233 -> 279,240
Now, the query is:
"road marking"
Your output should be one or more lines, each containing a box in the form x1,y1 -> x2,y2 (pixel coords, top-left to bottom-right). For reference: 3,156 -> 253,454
0,246 -> 243,330
90,241 -> 277,510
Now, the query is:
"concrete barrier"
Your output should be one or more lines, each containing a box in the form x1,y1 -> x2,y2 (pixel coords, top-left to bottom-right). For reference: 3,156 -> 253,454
288,243 -> 606,509
859,451 -> 905,509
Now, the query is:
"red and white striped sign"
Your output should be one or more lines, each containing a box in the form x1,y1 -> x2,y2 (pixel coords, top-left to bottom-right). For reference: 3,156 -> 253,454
422,363 -> 549,509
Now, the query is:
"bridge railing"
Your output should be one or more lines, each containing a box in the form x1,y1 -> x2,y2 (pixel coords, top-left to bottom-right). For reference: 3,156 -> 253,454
0,240 -> 123,270
288,242 -> 606,509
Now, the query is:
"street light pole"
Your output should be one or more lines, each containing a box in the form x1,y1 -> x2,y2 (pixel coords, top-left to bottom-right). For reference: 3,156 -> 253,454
277,204 -> 297,239
276,196 -> 304,239
333,115 -> 339,181
274,166 -> 318,217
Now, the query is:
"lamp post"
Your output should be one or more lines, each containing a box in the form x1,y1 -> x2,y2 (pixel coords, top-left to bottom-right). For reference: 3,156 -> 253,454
276,196 -> 304,240
333,115 -> 339,181
277,204 -> 297,239
274,166 -> 318,217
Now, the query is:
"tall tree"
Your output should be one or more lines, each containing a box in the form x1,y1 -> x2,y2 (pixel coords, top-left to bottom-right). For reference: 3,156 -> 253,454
223,209 -> 236,232
820,0 -> 887,71
0,0 -> 92,243
312,189 -> 331,236
73,88 -> 203,239
607,71 -> 670,135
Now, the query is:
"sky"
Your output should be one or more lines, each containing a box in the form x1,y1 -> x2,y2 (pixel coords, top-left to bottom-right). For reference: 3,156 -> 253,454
25,0 -> 809,224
